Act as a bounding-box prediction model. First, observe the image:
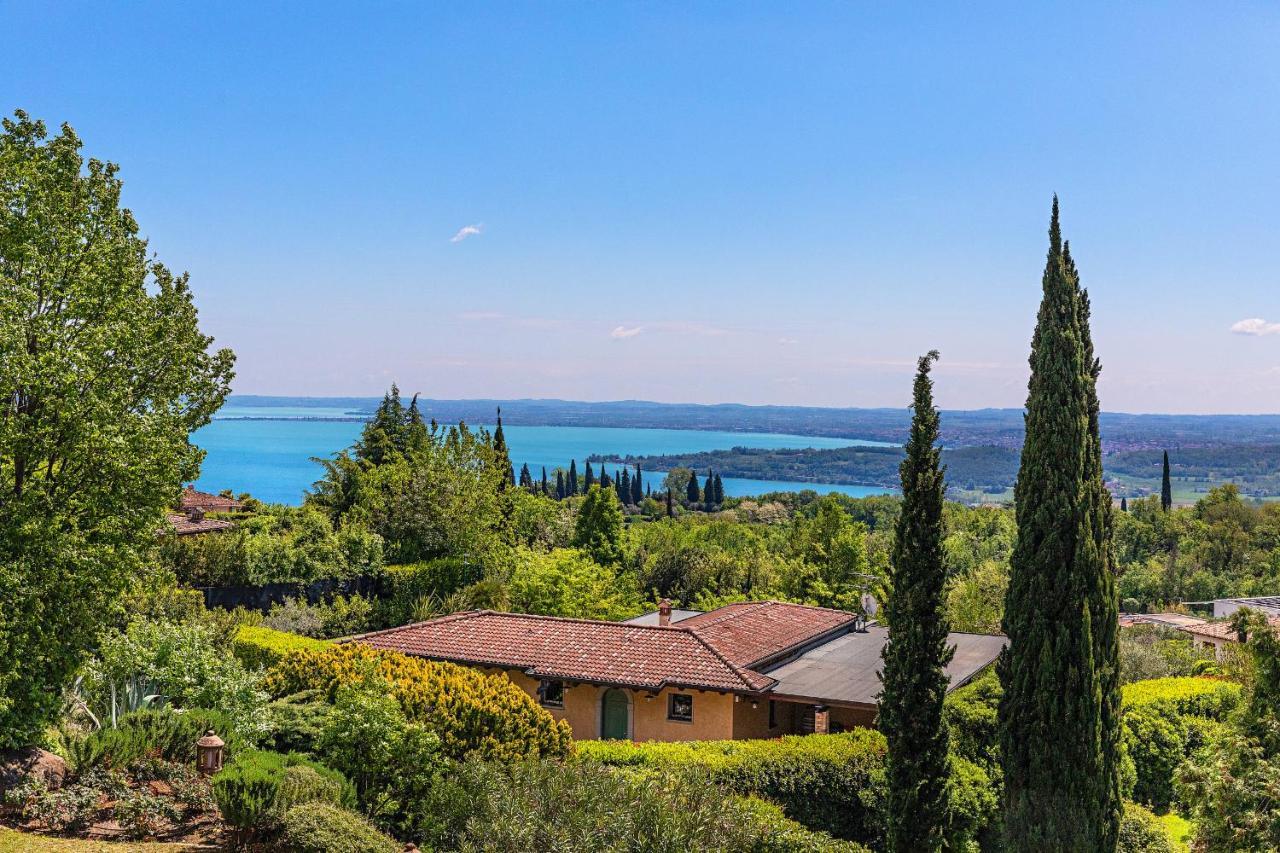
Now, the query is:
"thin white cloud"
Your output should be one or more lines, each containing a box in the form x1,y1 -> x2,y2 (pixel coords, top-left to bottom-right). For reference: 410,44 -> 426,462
450,223 -> 484,243
1231,317 -> 1280,336
777,337 -> 799,346
611,325 -> 644,339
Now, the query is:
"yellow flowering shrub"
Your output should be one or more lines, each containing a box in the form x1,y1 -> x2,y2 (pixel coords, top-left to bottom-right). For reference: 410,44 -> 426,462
263,643 -> 572,761
233,625 -> 332,670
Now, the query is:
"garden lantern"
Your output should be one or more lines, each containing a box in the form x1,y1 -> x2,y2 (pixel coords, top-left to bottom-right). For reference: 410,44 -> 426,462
196,729 -> 225,775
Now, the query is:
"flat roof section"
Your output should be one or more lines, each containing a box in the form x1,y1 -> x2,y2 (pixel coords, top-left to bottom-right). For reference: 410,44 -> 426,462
623,609 -> 703,626
765,627 -> 1007,708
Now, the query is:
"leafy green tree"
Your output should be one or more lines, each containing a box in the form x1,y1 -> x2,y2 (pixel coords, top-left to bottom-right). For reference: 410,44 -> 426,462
998,199 -> 1121,850
880,352 -> 952,853
508,548 -> 641,620
572,486 -> 625,566
0,112 -> 234,747
1161,450 -> 1172,512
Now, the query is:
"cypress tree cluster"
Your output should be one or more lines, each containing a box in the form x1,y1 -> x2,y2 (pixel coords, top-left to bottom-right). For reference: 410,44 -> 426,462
879,351 -> 952,853
998,198 -> 1121,850
1161,450 -> 1173,511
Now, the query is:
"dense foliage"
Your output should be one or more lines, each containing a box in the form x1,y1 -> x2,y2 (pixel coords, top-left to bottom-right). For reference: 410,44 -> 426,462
0,110 -> 234,747
263,642 -> 573,761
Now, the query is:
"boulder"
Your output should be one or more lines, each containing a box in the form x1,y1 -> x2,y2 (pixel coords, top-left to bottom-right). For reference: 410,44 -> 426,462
0,746 -> 69,793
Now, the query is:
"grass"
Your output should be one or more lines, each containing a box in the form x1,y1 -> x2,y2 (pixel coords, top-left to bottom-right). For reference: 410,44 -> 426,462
1158,812 -> 1193,852
0,828 -> 203,852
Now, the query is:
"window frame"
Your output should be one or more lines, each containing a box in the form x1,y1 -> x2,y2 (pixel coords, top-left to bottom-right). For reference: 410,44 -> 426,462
667,692 -> 694,723
538,679 -> 565,709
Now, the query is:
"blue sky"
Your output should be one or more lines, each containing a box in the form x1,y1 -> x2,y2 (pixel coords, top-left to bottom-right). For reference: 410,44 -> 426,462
4,2 -> 1280,413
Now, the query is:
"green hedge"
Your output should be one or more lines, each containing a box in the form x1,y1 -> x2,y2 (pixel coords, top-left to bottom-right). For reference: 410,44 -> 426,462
279,802 -> 399,853
1120,677 -> 1242,811
232,625 -> 331,670
577,730 -> 886,843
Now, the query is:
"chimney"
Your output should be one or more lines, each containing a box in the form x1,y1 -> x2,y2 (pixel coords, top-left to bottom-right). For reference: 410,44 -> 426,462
187,506 -> 205,523
658,598 -> 672,628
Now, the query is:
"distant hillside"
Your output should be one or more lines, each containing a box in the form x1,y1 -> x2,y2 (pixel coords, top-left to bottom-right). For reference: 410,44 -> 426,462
226,395 -> 1280,453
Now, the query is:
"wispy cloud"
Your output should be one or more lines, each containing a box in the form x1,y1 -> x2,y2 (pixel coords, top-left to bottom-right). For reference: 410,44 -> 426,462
777,337 -> 799,346
611,325 -> 644,339
450,223 -> 484,243
1231,317 -> 1280,336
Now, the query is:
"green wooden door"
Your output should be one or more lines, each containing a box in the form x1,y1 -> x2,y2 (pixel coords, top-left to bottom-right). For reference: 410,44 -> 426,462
601,689 -> 629,740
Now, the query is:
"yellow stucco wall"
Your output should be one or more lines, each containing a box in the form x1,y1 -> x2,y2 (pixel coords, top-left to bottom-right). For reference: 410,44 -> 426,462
732,696 -> 796,738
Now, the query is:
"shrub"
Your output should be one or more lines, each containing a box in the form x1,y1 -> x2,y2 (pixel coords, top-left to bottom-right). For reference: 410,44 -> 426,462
262,594 -> 376,639
66,708 -> 247,772
264,643 -> 572,761
212,749 -> 352,838
232,624 -> 331,671
278,802 -> 399,853
577,729 -> 886,843
943,667 -> 1001,768
273,764 -> 352,815
264,690 -> 332,755
1118,802 -> 1174,853
416,759 -> 867,852
1122,706 -> 1186,811
370,559 -> 484,628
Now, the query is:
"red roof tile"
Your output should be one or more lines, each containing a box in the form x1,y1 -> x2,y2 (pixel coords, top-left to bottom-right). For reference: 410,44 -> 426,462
680,601 -> 857,667
164,513 -> 235,536
349,601 -> 859,694
180,487 -> 243,512
1181,616 -> 1280,642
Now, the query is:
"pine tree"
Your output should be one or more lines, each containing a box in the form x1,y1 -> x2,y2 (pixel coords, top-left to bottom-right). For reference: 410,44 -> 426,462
1161,450 -> 1173,511
666,488 -> 674,517
492,407 -> 514,490
879,351 -> 952,853
998,198 -> 1121,851
686,474 -> 700,505
631,465 -> 643,505
556,470 -> 565,500
584,462 -> 596,490
713,473 -> 724,504
568,460 -> 578,496
619,467 -> 631,504
518,462 -> 533,489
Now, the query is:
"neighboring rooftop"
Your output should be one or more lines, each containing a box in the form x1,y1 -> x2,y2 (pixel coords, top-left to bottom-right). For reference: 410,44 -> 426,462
165,512 -> 235,536
1180,615 -> 1280,642
180,486 -> 244,513
1119,612 -> 1207,629
765,628 -> 1008,707
624,608 -> 703,627
1209,596 -> 1280,618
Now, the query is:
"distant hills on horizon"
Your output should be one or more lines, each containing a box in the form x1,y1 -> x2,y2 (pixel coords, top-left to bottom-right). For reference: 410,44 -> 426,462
224,395 -> 1280,453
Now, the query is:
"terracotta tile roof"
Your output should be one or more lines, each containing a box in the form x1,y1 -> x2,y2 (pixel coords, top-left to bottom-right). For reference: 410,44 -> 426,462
679,601 -> 858,667
1181,616 -> 1280,642
164,513 -> 235,536
180,487 -> 243,512
349,602 -> 861,694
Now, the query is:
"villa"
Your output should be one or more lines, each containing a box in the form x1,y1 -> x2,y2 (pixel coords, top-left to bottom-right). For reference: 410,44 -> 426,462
350,600 -> 1006,742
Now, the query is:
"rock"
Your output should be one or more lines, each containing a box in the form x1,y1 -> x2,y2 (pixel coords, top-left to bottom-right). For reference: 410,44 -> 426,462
146,779 -> 174,798
0,746 -> 69,792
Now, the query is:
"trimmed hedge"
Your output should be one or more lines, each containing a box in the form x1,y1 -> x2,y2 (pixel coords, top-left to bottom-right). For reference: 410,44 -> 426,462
1118,802 -> 1175,853
263,642 -> 572,761
1121,676 -> 1242,718
232,624 -> 331,671
279,802 -> 399,853
577,730 -> 886,843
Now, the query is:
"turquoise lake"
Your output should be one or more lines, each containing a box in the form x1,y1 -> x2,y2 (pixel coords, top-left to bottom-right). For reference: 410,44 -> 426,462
193,407 -> 897,505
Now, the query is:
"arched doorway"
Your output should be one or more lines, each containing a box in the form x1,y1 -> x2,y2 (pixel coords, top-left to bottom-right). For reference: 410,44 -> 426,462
600,688 -> 630,740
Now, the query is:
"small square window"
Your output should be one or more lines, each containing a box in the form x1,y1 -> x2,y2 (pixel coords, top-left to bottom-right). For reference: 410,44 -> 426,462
668,693 -> 693,722
538,680 -> 565,708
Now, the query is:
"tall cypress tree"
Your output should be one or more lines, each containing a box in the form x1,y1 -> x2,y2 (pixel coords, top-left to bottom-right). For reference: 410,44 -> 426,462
584,462 -> 596,490
555,470 -> 565,500
600,467 -> 612,490
518,462 -> 533,489
666,488 -> 674,517
631,465 -> 643,505
619,467 -> 631,504
999,199 -> 1121,851
492,407 -> 514,489
713,472 -> 724,504
568,460 -> 578,496
879,351 -> 951,853
541,466 -> 549,496
1161,450 -> 1173,511
686,474 -> 700,505
704,470 -> 715,506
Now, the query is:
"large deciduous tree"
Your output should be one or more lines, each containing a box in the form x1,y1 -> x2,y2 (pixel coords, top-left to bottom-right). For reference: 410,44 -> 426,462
998,198 -> 1121,850
0,111 -> 234,746
879,351 -> 952,853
